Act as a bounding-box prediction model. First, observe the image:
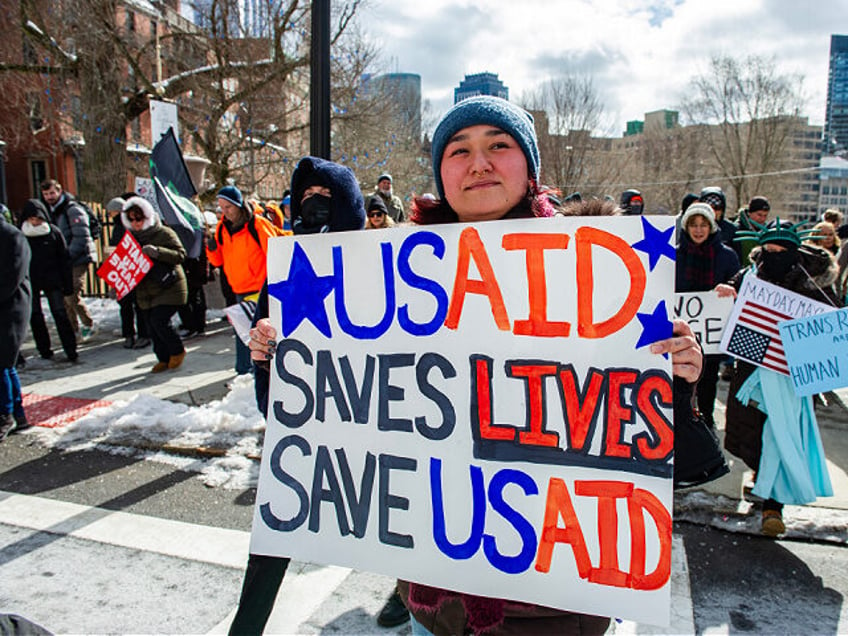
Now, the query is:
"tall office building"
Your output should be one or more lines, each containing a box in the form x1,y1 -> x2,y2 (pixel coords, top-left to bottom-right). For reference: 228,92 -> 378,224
367,73 -> 422,141
454,72 -> 509,104
825,34 -> 848,154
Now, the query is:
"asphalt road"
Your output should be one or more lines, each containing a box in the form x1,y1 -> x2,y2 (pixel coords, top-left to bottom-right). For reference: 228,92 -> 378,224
3,434 -> 848,634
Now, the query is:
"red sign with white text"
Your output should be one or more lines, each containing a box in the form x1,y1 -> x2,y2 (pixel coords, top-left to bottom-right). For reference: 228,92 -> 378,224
96,232 -> 152,300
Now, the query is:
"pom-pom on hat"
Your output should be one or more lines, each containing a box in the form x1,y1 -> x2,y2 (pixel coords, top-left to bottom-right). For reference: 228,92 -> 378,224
217,185 -> 244,209
681,202 -> 717,233
431,96 -> 540,200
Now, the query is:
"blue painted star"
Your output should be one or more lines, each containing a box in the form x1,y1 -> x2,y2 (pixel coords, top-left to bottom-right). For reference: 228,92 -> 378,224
635,300 -> 673,358
268,242 -> 335,338
631,217 -> 676,271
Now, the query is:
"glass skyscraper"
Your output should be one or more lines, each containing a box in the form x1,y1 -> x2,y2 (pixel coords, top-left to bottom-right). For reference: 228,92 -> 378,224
825,34 -> 848,153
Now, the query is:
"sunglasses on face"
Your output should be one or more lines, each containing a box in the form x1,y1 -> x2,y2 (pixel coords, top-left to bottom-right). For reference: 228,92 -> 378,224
128,215 -> 145,222
368,211 -> 385,217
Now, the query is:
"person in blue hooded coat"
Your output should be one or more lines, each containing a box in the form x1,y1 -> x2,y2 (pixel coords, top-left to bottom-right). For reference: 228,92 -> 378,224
227,156 -> 365,636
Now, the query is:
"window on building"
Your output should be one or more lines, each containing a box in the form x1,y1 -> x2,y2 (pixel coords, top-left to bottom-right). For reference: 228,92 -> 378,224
824,185 -> 830,195
26,92 -> 44,132
70,95 -> 83,130
126,10 -> 135,32
30,160 -> 47,198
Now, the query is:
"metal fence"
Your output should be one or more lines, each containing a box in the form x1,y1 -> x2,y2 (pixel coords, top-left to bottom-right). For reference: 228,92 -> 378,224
82,201 -> 114,298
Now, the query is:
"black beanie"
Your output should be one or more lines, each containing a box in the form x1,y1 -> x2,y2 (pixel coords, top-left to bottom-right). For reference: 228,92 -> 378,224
749,196 -> 770,213
681,193 -> 698,213
367,196 -> 388,215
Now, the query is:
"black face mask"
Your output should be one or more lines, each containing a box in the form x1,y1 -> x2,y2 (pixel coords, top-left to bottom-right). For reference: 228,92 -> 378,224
758,248 -> 798,281
294,194 -> 331,234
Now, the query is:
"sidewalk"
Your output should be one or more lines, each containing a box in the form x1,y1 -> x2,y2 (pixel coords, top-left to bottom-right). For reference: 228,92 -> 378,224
15,299 -> 848,543
18,299 -> 238,408
674,381 -> 848,543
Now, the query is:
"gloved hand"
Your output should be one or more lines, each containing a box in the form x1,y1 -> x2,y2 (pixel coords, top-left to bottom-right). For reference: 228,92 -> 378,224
142,244 -> 159,259
207,236 -> 218,251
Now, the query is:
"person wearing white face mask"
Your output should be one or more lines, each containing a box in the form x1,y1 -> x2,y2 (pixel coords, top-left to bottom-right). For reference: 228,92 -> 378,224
19,199 -> 78,363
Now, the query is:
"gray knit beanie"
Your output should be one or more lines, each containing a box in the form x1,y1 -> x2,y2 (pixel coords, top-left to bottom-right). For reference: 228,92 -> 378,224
431,96 -> 540,200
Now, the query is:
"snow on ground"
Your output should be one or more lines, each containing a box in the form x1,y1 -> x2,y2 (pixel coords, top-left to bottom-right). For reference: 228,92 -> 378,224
30,297 -> 255,490
33,373 -> 264,490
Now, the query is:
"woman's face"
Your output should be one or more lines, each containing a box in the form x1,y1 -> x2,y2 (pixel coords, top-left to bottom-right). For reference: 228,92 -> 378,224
816,224 -> 836,248
369,210 -> 386,227
440,125 -> 529,223
686,215 -> 712,245
29,216 -> 45,226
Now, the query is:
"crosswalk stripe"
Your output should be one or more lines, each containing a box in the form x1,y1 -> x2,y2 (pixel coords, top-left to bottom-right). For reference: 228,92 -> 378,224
0,490 -> 695,634
0,490 -> 249,569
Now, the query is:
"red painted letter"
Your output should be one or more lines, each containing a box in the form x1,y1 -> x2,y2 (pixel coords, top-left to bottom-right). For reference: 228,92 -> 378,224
535,478 -> 591,577
576,480 -> 633,588
634,375 -> 674,461
445,227 -> 509,331
558,366 -> 605,452
605,371 -> 637,459
627,488 -> 672,590
575,227 -> 646,338
503,233 -> 570,337
508,363 -> 559,447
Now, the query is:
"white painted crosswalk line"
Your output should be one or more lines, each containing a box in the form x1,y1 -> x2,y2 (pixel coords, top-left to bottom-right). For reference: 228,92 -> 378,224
0,490 -> 695,634
0,490 -> 250,568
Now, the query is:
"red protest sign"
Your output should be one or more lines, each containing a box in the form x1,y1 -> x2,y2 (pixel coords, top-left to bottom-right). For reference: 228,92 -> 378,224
96,232 -> 152,300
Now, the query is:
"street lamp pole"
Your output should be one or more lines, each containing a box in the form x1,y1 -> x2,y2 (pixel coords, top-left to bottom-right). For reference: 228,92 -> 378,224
310,0 -> 330,159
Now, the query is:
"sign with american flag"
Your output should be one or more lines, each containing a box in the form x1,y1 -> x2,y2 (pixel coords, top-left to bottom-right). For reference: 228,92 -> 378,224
720,273 -> 833,375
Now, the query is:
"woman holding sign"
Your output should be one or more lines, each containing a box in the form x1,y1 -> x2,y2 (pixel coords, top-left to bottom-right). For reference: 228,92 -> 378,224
249,97 -> 703,636
122,197 -> 188,373
720,220 -> 838,537
675,202 -> 740,428
383,95 -> 702,636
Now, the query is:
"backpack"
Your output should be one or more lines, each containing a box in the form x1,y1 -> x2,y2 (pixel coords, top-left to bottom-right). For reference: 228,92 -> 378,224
67,201 -> 102,239
80,202 -> 103,239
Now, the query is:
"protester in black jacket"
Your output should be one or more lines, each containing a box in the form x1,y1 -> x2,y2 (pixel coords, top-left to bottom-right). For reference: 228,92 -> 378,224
20,200 -> 78,362
0,215 -> 32,440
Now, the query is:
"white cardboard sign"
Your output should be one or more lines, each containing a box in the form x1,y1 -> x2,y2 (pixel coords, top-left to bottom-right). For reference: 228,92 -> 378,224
251,216 -> 678,625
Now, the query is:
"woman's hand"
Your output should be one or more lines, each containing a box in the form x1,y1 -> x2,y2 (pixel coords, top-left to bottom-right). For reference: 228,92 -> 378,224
714,283 -> 737,299
650,318 -> 702,383
249,318 -> 277,361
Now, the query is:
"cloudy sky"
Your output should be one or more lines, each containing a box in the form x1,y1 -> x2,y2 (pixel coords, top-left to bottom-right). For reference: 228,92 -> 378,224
358,0 -> 844,137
